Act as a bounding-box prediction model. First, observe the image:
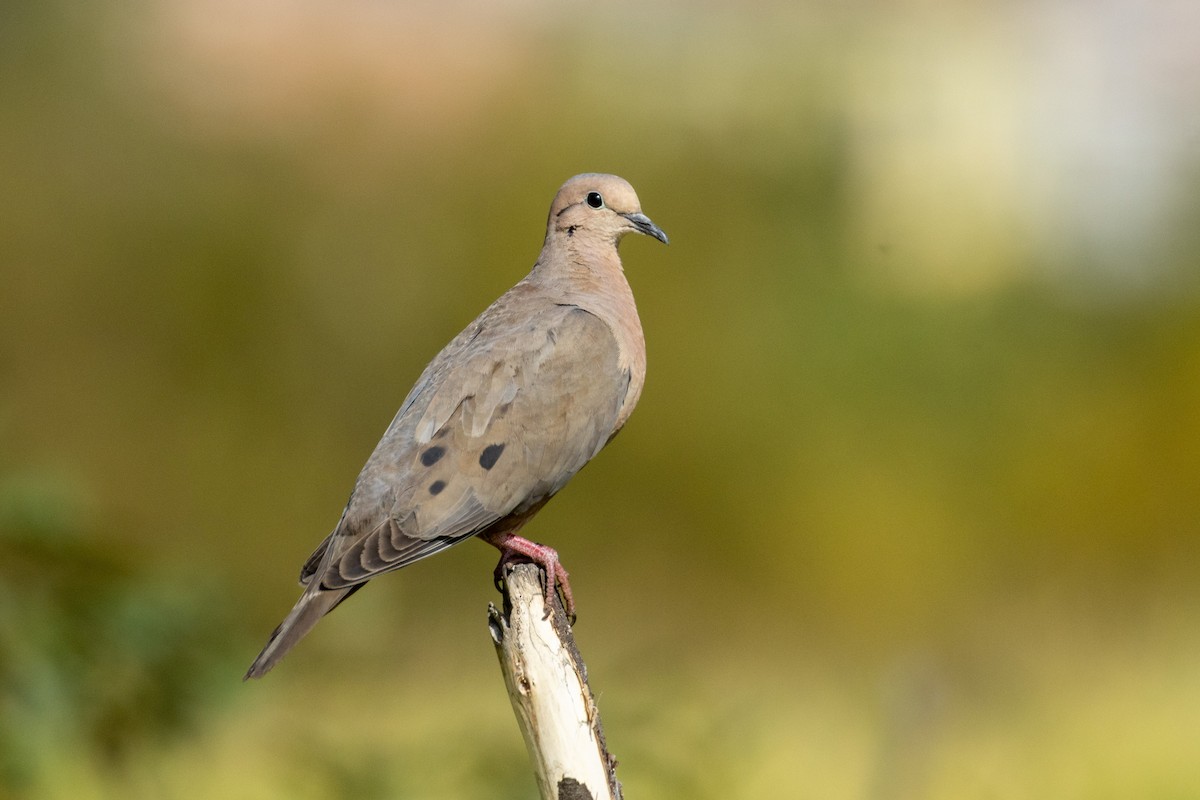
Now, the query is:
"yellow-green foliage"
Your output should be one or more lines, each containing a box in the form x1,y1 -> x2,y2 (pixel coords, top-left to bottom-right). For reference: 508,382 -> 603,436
2,2 -> 1199,798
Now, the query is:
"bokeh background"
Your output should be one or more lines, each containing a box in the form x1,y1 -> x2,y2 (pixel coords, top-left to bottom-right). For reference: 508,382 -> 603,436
3,1 -> 1199,797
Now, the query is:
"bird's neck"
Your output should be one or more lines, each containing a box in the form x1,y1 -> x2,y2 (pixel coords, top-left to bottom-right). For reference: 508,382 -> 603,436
533,234 -> 631,308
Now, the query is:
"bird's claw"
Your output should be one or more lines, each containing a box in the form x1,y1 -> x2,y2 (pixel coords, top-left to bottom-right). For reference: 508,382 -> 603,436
485,532 -> 577,624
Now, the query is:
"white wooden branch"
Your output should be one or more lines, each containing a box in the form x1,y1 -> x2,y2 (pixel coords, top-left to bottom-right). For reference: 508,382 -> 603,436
488,563 -> 622,800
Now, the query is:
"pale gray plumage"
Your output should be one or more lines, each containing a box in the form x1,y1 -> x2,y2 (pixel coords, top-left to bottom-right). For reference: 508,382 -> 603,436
245,174 -> 666,679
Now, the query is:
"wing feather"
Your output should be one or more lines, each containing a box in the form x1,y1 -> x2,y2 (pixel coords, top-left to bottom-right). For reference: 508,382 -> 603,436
309,300 -> 625,590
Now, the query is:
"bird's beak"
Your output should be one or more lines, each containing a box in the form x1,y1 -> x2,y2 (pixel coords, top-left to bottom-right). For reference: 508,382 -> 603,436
621,212 -> 669,245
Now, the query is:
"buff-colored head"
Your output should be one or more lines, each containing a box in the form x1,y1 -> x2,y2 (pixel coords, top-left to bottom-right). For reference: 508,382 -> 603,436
545,173 -> 668,247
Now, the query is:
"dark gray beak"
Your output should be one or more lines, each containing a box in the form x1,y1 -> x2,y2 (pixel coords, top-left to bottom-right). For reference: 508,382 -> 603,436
622,212 -> 669,245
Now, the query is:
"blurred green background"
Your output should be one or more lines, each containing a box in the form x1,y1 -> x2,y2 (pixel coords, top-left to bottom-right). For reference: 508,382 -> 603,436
3,1 -> 1199,797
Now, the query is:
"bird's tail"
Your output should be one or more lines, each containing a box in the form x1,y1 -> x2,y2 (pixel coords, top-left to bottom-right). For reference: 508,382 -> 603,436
244,585 -> 353,680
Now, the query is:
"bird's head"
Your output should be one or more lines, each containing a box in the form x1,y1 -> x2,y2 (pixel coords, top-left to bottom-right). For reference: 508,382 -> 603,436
546,174 -> 669,247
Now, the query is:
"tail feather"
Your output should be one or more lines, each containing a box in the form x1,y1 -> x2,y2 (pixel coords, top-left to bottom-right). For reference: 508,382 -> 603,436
244,585 -> 354,679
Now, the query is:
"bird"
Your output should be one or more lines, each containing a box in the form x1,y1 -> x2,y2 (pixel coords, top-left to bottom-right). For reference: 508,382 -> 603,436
245,173 -> 667,679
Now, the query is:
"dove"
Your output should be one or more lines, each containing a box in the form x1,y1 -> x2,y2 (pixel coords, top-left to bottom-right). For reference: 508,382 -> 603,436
245,173 -> 667,678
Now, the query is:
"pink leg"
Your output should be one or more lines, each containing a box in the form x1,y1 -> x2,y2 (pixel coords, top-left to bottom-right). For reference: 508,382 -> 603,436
481,531 -> 575,619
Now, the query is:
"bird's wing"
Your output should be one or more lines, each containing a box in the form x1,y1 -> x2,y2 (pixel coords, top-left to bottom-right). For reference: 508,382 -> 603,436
309,301 -> 628,590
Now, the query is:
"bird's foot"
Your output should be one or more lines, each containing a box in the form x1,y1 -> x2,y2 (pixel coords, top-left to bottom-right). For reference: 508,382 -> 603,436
491,548 -> 524,592
482,531 -> 576,622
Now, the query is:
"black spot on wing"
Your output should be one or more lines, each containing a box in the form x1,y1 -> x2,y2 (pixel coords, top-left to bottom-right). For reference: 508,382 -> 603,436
429,480 -> 446,496
421,446 -> 445,467
479,443 -> 506,471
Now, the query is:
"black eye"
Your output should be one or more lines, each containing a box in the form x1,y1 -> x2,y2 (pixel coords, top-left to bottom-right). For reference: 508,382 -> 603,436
585,191 -> 604,209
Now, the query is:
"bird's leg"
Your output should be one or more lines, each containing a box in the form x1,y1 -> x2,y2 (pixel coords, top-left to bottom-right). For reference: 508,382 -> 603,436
481,530 -> 576,621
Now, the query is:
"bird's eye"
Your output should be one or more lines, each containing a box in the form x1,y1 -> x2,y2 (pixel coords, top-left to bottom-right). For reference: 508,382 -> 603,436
585,192 -> 604,209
